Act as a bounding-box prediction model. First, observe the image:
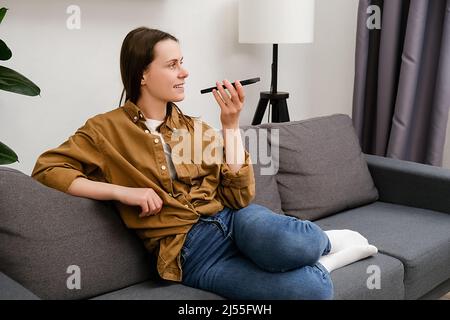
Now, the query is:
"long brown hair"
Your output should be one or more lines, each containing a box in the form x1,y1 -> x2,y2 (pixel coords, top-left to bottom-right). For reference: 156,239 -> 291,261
119,27 -> 192,130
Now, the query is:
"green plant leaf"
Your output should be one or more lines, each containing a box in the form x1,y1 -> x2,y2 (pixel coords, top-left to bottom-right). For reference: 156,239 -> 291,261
0,8 -> 7,24
0,65 -> 40,96
0,140 -> 18,165
0,39 -> 12,60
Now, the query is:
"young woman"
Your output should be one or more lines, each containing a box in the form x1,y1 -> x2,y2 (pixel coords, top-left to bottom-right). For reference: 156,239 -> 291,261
32,27 -> 376,300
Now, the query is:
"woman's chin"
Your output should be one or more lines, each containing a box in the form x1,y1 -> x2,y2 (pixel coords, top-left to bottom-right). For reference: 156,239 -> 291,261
172,94 -> 185,102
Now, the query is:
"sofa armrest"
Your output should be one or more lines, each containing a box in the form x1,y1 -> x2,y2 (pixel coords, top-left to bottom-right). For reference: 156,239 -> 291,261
364,154 -> 450,214
0,272 -> 40,300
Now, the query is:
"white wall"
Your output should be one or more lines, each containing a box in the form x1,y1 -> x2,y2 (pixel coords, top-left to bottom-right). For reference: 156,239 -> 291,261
7,0 -> 446,177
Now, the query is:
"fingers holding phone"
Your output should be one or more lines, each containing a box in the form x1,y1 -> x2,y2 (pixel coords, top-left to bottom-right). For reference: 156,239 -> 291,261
213,79 -> 245,128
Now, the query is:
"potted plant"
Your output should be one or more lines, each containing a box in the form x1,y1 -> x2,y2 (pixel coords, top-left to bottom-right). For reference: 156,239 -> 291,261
0,7 -> 40,165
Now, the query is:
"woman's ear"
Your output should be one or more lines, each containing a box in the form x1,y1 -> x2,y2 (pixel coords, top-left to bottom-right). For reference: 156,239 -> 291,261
141,66 -> 150,85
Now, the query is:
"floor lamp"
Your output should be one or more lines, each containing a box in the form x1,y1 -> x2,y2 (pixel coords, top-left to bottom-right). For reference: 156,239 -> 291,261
238,0 -> 316,125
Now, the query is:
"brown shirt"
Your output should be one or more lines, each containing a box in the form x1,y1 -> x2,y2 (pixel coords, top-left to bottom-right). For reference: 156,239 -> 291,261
31,100 -> 255,282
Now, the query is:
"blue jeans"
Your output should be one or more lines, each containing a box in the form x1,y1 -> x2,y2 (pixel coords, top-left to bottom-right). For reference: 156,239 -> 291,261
180,204 -> 334,300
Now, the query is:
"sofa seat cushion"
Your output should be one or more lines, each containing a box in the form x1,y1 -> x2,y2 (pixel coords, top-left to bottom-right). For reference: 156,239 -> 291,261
259,114 -> 379,221
314,201 -> 450,299
92,255 -> 404,300
330,253 -> 404,299
0,167 -> 154,300
92,279 -> 224,300
0,272 -> 41,300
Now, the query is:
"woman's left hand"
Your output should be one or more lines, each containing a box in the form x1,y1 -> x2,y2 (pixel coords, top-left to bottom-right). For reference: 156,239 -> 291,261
213,79 -> 245,129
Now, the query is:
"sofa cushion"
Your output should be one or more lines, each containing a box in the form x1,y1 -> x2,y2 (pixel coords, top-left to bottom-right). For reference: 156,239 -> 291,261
0,272 -> 41,300
260,114 -> 379,221
92,279 -> 224,300
0,166 -> 154,300
330,253 -> 404,300
314,201 -> 450,299
241,125 -> 283,214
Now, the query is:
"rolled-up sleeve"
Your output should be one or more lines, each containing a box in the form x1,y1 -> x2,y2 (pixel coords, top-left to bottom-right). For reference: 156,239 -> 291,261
31,122 -> 104,193
217,151 -> 255,209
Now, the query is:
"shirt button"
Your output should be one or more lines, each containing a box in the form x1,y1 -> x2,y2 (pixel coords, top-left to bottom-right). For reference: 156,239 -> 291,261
133,116 -> 138,121
161,165 -> 166,170
144,130 -> 150,134
184,204 -> 189,208
154,138 -> 159,144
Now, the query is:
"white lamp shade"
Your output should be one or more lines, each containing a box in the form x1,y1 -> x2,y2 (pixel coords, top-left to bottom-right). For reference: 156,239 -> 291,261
239,0 -> 315,44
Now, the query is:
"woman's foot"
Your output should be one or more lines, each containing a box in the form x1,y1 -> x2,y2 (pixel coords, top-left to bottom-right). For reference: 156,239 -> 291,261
318,244 -> 378,273
324,229 -> 369,254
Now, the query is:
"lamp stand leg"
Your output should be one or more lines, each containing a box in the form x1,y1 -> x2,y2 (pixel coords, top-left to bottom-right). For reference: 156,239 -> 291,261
271,99 -> 280,122
251,97 -> 270,125
277,98 -> 290,122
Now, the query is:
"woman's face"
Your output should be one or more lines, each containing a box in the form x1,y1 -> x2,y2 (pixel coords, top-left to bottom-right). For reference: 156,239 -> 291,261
141,39 -> 189,103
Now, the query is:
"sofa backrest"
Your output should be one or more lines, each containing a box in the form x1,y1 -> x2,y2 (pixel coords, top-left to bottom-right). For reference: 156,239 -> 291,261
0,166 -> 155,300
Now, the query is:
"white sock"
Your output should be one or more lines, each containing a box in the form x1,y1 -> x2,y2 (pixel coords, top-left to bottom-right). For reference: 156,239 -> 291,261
318,245 -> 378,273
324,229 -> 369,254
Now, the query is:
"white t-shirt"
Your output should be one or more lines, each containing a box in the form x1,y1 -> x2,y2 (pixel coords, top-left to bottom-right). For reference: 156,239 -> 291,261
145,119 -> 176,180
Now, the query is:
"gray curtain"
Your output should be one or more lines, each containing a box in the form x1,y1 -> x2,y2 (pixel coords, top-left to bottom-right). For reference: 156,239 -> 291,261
353,0 -> 450,166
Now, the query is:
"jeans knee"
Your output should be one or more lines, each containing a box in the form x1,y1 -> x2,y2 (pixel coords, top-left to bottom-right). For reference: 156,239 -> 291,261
300,221 -> 328,264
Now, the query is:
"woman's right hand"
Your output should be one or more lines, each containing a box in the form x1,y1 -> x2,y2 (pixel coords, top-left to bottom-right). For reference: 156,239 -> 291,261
115,186 -> 164,218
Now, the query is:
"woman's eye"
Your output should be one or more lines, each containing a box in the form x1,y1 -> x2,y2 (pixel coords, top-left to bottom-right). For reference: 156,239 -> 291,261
170,61 -> 183,68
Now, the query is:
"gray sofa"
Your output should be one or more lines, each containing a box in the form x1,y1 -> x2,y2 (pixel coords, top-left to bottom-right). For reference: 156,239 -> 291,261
1,114 -> 449,300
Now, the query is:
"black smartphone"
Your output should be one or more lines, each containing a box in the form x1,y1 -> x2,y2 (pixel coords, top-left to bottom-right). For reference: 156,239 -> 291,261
200,77 -> 260,94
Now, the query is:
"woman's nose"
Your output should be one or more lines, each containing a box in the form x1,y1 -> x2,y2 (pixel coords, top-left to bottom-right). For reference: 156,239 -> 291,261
180,67 -> 189,78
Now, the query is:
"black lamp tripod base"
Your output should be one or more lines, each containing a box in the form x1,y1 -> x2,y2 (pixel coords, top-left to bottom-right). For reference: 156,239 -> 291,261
251,91 -> 290,125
